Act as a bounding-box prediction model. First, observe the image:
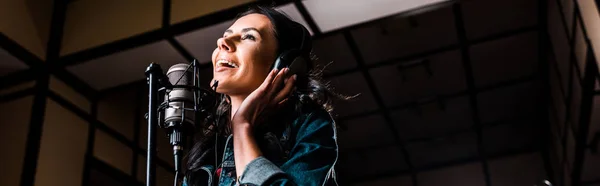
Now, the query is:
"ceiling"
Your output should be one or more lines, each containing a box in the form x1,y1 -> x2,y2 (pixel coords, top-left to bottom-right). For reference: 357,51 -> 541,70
2,0 -> 592,185
0,47 -> 28,76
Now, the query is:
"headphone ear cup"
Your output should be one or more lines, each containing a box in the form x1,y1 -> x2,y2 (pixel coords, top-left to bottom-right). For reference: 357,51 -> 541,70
287,55 -> 308,77
272,54 -> 286,71
272,49 -> 307,77
271,49 -> 306,70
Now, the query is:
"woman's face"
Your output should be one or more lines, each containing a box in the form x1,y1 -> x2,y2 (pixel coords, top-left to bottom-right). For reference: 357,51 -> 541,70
211,13 -> 278,96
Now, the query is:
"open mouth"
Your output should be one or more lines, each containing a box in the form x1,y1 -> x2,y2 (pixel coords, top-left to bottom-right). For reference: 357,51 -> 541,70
216,59 -> 239,68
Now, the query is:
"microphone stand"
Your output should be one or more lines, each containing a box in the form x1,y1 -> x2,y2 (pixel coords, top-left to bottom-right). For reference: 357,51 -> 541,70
145,63 -> 163,186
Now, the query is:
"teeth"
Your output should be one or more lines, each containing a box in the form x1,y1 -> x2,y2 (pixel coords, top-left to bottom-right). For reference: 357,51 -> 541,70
217,59 -> 238,68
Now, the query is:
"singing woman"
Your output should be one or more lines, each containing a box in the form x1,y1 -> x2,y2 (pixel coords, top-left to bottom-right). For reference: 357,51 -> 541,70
183,5 -> 345,186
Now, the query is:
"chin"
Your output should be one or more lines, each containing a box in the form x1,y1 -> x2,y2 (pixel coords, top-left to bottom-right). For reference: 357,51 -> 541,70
210,79 -> 233,95
211,79 -> 226,91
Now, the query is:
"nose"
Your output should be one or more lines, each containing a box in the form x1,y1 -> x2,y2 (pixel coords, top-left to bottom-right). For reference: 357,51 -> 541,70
217,36 -> 235,52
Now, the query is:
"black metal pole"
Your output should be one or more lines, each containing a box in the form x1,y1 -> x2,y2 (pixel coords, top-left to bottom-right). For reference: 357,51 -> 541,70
145,63 -> 162,186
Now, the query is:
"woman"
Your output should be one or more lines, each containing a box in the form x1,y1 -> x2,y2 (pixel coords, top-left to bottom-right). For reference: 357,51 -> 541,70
183,5 -> 344,186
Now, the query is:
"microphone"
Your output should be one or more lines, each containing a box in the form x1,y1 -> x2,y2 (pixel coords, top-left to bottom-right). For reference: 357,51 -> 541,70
164,63 -> 196,174
165,63 -> 196,129
161,61 -> 218,176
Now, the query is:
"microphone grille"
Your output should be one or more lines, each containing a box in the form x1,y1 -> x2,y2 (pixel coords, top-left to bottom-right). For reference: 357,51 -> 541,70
166,63 -> 193,86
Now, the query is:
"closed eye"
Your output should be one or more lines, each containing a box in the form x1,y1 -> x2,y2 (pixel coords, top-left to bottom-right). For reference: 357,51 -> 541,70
242,34 -> 256,41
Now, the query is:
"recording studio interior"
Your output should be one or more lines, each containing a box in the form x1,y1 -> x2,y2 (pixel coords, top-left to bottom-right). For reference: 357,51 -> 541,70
1,0 -> 600,186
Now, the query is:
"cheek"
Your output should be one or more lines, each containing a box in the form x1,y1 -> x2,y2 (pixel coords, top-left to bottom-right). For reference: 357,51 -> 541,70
231,44 -> 276,89
211,48 -> 218,64
249,49 -> 275,72
237,61 -> 267,88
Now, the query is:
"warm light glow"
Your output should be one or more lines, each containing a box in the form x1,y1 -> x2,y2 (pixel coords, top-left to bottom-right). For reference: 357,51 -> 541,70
302,0 -> 450,32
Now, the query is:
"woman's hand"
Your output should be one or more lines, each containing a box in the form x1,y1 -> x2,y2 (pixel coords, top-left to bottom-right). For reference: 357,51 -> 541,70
231,68 -> 296,177
232,68 -> 297,131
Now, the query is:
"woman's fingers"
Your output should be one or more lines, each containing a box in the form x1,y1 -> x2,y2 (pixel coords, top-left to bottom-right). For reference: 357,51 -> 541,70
267,68 -> 289,96
254,68 -> 295,106
258,68 -> 278,92
274,75 -> 296,103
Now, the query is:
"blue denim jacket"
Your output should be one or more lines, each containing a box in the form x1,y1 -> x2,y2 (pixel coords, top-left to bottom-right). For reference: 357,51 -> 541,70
183,105 -> 339,186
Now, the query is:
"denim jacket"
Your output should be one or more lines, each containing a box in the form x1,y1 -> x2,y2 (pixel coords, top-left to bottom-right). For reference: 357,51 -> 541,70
183,105 -> 339,186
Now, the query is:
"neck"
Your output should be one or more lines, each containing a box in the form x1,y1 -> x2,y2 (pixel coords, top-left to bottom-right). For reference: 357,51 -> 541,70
228,95 -> 246,120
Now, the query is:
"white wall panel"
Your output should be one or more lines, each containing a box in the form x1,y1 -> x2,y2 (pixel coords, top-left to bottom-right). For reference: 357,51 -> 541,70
94,129 -> 133,174
35,99 -> 88,186
303,0 -> 450,32
0,96 -> 33,186
49,76 -> 91,113
97,88 -> 137,141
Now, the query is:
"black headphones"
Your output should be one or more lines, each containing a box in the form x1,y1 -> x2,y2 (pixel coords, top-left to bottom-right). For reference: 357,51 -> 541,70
270,22 -> 312,78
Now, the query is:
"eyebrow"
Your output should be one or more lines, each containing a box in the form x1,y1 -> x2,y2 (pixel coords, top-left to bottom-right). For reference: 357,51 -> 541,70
224,27 -> 261,35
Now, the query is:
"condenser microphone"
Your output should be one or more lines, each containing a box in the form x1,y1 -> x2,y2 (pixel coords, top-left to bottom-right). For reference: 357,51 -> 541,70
148,61 -> 217,186
165,63 -> 196,128
164,63 -> 196,173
